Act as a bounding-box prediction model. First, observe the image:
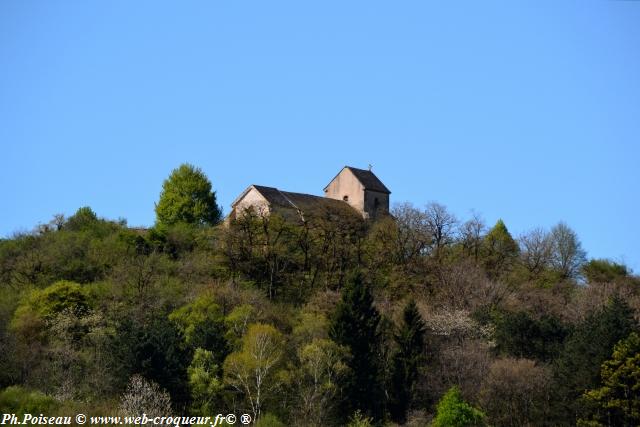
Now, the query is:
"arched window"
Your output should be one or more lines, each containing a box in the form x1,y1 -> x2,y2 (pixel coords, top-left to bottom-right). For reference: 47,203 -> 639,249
343,195 -> 349,202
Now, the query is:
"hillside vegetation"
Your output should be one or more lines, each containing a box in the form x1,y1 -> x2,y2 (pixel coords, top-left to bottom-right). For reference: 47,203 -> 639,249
1,164 -> 639,427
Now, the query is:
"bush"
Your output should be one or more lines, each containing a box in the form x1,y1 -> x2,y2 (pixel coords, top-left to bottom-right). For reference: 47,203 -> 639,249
346,410 -> 373,427
0,386 -> 60,413
432,387 -> 487,427
255,413 -> 285,427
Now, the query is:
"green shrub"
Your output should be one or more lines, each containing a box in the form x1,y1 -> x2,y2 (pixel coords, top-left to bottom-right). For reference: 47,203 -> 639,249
432,387 -> 487,427
0,386 -> 60,413
255,413 -> 285,427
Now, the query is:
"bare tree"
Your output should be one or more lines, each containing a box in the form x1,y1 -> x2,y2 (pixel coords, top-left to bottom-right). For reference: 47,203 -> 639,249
431,259 -> 509,311
460,212 -> 486,262
424,202 -> 458,256
479,358 -> 552,427
518,228 -> 553,277
51,214 -> 66,231
391,202 -> 432,263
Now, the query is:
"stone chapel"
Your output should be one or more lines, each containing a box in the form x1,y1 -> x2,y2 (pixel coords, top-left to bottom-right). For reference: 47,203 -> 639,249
228,166 -> 390,221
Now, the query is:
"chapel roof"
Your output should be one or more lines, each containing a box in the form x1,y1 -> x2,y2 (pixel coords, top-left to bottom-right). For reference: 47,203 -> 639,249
324,166 -> 391,194
251,185 -> 352,212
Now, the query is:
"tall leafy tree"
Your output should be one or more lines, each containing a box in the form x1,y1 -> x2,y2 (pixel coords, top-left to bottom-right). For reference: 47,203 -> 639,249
155,164 -> 222,227
549,222 -> 587,280
294,338 -> 348,426
329,273 -> 383,422
389,300 -> 426,424
223,323 -> 284,422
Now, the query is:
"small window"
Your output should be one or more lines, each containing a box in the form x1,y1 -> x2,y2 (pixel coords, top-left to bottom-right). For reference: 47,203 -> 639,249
374,198 -> 380,207
343,195 -> 349,202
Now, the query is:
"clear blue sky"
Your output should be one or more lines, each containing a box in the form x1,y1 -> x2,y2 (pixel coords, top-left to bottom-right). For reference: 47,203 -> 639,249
1,2 -> 639,271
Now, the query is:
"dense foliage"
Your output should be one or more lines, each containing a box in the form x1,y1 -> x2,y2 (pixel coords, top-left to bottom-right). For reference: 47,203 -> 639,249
432,387 -> 486,427
581,332 -> 640,426
1,166 -> 639,426
155,163 -> 222,227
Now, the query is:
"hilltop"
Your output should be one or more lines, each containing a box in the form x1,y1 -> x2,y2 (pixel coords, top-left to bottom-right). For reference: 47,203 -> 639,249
1,164 -> 639,427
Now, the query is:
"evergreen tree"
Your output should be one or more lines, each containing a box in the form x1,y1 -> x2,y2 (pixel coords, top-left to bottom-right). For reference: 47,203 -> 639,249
188,348 -> 223,415
481,219 -> 519,280
582,332 -> 640,426
493,310 -> 568,362
116,316 -> 192,411
329,273 -> 383,422
553,296 -> 638,425
389,300 -> 426,424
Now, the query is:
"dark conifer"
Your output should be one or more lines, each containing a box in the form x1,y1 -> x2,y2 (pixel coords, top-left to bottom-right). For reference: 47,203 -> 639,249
329,272 -> 383,422
389,300 -> 426,424
552,296 -> 638,424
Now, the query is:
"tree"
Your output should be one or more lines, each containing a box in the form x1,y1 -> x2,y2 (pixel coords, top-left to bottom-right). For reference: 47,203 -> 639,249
223,323 -> 284,421
224,304 -> 256,348
582,259 -> 629,284
10,280 -> 93,381
12,280 -> 91,325
424,202 -> 458,256
391,202 -> 432,265
492,310 -> 568,362
553,297 -> 637,424
518,227 -> 553,279
169,294 -> 228,363
479,358 -> 552,427
155,164 -> 222,227
549,222 -> 587,280
8,280 -> 121,398
115,316 -> 192,409
294,338 -> 349,426
481,220 -> 519,280
119,375 -> 172,416
581,332 -> 640,426
460,212 -> 486,263
389,300 -> 426,424
432,386 -> 487,427
366,204 -> 431,279
188,348 -> 223,415
65,207 -> 99,232
329,273 -> 383,422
